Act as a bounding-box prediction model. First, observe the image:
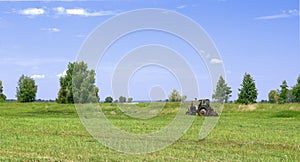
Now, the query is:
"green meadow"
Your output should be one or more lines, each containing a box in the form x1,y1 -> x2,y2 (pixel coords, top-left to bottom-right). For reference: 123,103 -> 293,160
0,102 -> 299,161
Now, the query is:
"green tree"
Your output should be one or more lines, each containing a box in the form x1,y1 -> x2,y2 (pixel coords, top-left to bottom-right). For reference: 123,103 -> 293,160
127,97 -> 133,103
278,80 -> 289,104
57,63 -> 74,103
57,77 -> 68,103
237,73 -> 258,104
168,89 -> 186,102
119,96 -> 126,103
291,76 -> 300,102
16,75 -> 37,102
104,96 -> 113,103
268,90 -> 278,103
212,76 -> 232,103
56,61 -> 100,103
0,80 -> 7,102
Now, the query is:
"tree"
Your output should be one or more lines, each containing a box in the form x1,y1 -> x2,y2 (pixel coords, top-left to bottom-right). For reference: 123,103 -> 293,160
16,75 -> 37,102
0,80 -> 6,102
212,76 -> 232,103
127,97 -> 133,103
168,89 -> 186,102
278,80 -> 289,104
236,73 -> 258,104
291,76 -> 300,102
119,96 -> 126,103
268,90 -> 278,103
57,63 -> 74,103
104,96 -> 113,103
56,61 -> 100,104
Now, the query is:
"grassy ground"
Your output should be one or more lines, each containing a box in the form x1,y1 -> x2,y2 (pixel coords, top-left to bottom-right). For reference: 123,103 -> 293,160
0,102 -> 299,161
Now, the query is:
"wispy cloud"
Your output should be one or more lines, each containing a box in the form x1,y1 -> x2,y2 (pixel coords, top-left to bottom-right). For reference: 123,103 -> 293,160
41,27 -> 61,33
31,74 -> 45,79
255,9 -> 299,20
177,5 -> 187,9
210,58 -> 223,64
16,7 -> 117,18
53,7 -> 117,17
18,8 -> 46,16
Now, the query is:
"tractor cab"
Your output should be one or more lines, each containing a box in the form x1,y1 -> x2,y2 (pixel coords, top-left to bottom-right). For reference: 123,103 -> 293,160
199,99 -> 210,107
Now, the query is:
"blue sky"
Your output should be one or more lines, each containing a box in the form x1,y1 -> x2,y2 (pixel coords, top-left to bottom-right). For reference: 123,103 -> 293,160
0,0 -> 299,101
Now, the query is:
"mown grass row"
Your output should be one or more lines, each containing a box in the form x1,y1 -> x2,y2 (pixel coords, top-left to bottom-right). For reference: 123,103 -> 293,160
0,102 -> 299,161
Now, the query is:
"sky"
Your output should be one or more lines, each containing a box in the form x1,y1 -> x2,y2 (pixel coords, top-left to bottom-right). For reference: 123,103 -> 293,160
0,0 -> 299,101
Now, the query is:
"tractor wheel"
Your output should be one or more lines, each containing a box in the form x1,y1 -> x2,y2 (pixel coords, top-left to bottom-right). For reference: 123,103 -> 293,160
199,108 -> 207,116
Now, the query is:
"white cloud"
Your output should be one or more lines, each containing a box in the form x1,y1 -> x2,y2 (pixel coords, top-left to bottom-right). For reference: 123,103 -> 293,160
56,70 -> 67,78
210,58 -> 223,64
19,8 -> 45,16
54,7 -> 65,15
177,5 -> 187,9
54,7 -> 117,17
31,74 -> 45,79
41,28 -> 60,33
17,7 -> 117,18
255,9 -> 299,20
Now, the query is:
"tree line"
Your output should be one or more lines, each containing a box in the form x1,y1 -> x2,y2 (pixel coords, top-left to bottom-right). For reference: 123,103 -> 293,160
0,61 -> 133,104
212,73 -> 300,104
0,61 -> 299,104
0,62 -> 99,103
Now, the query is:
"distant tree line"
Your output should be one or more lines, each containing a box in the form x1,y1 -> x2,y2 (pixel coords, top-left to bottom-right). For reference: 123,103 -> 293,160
212,73 -> 300,104
0,62 -> 299,104
268,76 -> 300,104
0,61 -> 100,103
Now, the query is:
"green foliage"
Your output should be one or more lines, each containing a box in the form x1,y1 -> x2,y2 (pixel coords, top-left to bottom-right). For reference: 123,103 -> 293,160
291,75 -> 300,102
212,76 -> 232,103
268,90 -> 278,103
119,96 -> 126,103
127,97 -> 133,103
57,63 -> 74,103
104,96 -> 113,103
278,80 -> 289,104
0,80 -> 7,102
57,61 -> 100,104
16,75 -> 37,102
168,89 -> 186,102
237,73 -> 258,104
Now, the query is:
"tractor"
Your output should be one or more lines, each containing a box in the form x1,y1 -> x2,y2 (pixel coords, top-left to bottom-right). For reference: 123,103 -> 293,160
186,99 -> 218,116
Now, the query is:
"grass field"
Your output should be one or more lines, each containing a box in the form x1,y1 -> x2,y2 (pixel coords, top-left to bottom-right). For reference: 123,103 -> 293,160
0,102 -> 299,161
